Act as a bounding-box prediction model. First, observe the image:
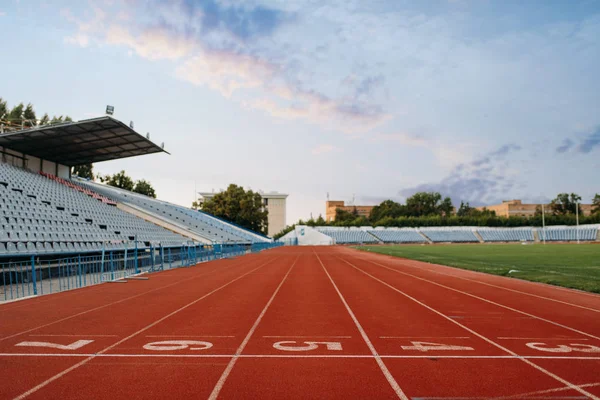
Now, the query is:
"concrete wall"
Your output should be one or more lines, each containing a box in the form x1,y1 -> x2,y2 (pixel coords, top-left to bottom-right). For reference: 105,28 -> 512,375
266,197 -> 286,237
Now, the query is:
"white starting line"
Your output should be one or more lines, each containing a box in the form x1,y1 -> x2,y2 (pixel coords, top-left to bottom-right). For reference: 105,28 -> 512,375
1,353 -> 600,360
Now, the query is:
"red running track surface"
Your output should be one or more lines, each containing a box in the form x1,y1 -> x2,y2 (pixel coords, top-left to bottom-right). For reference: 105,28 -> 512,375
1,246 -> 599,400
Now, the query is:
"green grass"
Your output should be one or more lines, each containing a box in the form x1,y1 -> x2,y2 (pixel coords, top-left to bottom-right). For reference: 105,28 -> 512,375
354,243 -> 600,293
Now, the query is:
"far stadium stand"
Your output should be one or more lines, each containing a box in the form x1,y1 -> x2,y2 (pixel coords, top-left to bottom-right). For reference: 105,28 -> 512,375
315,227 -> 378,244
419,228 -> 480,243
477,227 -> 534,242
538,226 -> 599,242
367,228 -> 426,243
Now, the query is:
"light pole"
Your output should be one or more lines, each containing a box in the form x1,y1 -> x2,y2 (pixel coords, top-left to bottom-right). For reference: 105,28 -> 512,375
541,203 -> 546,245
576,201 -> 580,244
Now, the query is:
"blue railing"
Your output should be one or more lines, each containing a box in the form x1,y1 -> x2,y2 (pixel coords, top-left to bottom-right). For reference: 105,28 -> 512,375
1,242 -> 282,302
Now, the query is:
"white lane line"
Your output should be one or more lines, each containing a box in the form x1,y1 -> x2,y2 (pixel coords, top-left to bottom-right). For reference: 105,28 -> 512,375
316,253 -> 409,400
145,335 -> 235,338
0,256 -> 266,342
262,335 -> 352,338
357,254 -> 600,311
208,256 -> 298,400
28,334 -> 119,337
338,257 -> 600,400
2,353 -> 600,360
11,258 -> 277,400
363,258 -> 600,341
497,337 -> 589,341
380,336 -> 470,339
492,382 -> 600,400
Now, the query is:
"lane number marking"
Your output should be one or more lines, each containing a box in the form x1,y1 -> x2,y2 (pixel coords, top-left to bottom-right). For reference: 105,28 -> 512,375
15,340 -> 94,351
526,342 -> 600,353
400,341 -> 474,352
273,341 -> 343,351
143,340 -> 213,351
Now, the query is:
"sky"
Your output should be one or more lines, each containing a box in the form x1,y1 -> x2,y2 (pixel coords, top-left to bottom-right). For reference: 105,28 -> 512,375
1,0 -> 599,226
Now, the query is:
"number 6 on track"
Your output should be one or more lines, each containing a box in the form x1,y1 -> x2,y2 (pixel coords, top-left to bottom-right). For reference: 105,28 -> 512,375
273,341 -> 343,351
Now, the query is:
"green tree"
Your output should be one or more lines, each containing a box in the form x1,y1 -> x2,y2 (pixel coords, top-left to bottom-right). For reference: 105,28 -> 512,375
64,116 -> 73,122
201,184 -> 269,235
273,225 -> 295,240
592,194 -> 600,215
550,193 -> 582,215
22,103 -> 37,127
133,179 -> 157,198
8,103 -> 24,126
39,113 -> 50,125
72,164 -> 94,180
405,192 -> 454,217
334,208 -> 356,224
315,214 -> 326,226
99,170 -> 135,191
369,200 -> 405,222
0,98 -> 9,121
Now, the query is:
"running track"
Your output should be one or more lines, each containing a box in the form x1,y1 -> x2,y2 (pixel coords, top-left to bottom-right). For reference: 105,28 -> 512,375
1,246 -> 599,399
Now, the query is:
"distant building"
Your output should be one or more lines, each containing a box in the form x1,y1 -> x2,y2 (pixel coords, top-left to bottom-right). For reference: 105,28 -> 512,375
325,200 -> 374,222
477,199 -> 594,218
198,190 -> 288,237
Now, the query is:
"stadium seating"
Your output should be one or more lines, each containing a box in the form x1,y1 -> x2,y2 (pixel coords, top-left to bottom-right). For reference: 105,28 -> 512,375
315,228 -> 378,244
419,228 -> 479,243
538,226 -> 598,242
74,178 -> 270,244
0,162 -> 191,255
368,229 -> 426,243
476,228 -> 534,242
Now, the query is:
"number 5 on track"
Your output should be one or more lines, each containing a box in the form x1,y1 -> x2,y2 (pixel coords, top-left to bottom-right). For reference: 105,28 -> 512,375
273,341 -> 343,352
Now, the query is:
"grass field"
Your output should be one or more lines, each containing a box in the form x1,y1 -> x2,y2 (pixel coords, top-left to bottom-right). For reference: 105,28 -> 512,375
354,243 -> 600,293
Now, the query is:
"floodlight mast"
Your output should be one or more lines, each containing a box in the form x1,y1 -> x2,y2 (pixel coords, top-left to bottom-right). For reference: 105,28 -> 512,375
541,203 -> 546,245
576,201 -> 580,244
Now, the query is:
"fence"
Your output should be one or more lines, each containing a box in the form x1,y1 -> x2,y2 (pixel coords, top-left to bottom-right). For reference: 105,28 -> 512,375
1,242 -> 282,302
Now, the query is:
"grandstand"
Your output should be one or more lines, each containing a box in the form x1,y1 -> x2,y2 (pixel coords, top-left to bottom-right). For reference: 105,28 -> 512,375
0,116 -> 277,301
368,228 -> 426,243
75,178 -> 270,245
283,225 -> 599,245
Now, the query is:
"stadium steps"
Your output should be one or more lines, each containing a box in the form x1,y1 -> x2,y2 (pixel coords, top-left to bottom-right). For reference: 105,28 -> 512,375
417,231 -> 433,244
472,230 -> 484,243
116,202 -> 212,244
366,230 -> 383,244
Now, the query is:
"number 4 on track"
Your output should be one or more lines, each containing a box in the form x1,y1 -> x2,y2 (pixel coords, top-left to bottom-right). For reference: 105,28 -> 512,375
15,340 -> 94,351
401,341 -> 474,352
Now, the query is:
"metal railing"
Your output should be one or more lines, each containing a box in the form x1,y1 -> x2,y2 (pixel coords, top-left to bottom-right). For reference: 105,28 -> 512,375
1,242 -> 282,302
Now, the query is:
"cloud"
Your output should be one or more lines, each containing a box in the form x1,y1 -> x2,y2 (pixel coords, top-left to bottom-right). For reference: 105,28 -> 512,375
61,1 -> 388,133
180,0 -> 291,40
399,143 -> 523,206
369,133 -> 429,146
578,126 -> 600,153
556,138 -> 574,153
311,144 -> 341,155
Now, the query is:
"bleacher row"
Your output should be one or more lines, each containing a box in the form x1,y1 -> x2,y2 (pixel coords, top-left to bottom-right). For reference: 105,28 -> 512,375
315,226 -> 599,244
0,162 -> 267,257
75,178 -> 270,244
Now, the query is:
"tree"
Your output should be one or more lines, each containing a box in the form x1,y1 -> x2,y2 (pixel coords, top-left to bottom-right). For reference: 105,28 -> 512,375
38,113 -> 49,126
72,164 -> 94,180
51,115 -> 64,124
191,200 -> 201,210
201,184 -> 269,235
22,103 -> 37,127
405,192 -> 454,217
369,200 -> 405,222
550,193 -> 582,215
592,194 -> 600,215
99,170 -> 135,191
0,98 -> 8,120
133,179 -> 157,198
8,103 -> 24,126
